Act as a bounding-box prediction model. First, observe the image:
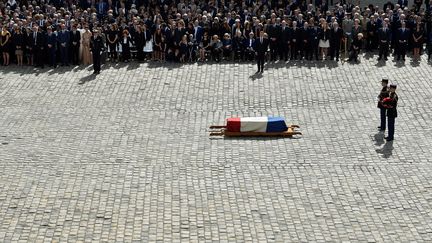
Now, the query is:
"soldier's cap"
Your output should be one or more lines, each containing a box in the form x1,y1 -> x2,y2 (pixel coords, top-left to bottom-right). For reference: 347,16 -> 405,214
389,84 -> 397,89
381,78 -> 389,83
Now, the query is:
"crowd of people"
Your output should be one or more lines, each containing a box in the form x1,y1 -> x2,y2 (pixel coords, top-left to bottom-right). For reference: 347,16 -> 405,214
0,0 -> 432,73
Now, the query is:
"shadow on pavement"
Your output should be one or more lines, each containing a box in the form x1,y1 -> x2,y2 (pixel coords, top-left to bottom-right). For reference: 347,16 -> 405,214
376,140 -> 394,158
249,72 -> 263,80
373,131 -> 385,146
78,74 -> 97,85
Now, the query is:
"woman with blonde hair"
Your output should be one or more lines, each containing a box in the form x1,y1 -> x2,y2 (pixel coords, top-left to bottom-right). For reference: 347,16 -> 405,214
1,26 -> 12,66
12,26 -> 25,66
412,24 -> 424,61
82,25 -> 93,65
318,22 -> 330,60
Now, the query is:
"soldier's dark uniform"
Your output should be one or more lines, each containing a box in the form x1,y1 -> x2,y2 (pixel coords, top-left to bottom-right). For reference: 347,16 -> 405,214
384,84 -> 398,141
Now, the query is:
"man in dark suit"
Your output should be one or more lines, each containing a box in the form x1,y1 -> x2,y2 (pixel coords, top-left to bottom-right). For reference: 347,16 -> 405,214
397,0 -> 409,8
377,21 -> 392,61
267,18 -> 281,61
32,25 -> 46,68
366,15 -> 378,51
90,29 -> 105,74
46,26 -> 57,67
57,24 -> 70,66
232,31 -> 245,61
193,20 -> 204,44
244,32 -> 256,61
309,21 -> 321,61
96,0 -> 108,19
377,79 -> 389,131
396,21 -> 410,61
70,25 -> 81,65
330,22 -> 344,61
290,21 -> 301,60
254,30 -> 269,73
279,20 -> 290,61
302,22 -> 312,60
384,84 -> 399,141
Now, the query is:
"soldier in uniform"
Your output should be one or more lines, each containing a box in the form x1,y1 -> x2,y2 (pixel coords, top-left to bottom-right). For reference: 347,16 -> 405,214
90,29 -> 105,75
377,78 -> 389,131
384,84 -> 398,141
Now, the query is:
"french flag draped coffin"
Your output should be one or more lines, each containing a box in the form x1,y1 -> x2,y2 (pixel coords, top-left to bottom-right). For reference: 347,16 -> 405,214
226,117 -> 288,133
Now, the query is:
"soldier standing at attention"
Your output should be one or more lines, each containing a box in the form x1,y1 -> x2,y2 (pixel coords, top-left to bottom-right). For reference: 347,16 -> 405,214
384,84 -> 399,141
377,79 -> 389,131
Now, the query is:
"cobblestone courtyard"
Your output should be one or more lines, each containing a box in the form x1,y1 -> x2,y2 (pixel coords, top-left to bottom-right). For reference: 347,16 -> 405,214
1,54 -> 432,242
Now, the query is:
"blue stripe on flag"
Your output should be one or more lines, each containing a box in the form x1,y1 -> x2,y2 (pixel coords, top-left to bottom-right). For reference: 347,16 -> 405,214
266,117 -> 288,132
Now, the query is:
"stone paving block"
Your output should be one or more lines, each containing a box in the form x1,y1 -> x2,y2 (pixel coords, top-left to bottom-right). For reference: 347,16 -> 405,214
1,54 -> 432,241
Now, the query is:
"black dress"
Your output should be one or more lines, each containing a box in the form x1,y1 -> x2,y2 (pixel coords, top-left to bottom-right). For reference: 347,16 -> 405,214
413,30 -> 423,49
12,32 -> 25,54
154,33 -> 163,52
121,37 -> 132,61
1,31 -> 12,53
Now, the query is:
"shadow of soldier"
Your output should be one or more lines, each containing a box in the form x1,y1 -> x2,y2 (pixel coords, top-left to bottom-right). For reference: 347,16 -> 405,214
373,131 -> 385,146
249,72 -> 263,81
376,140 -> 394,158
78,74 -> 97,85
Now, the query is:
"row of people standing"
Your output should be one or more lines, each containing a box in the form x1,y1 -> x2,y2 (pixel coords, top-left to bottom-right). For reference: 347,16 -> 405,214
2,18 -> 432,67
1,24 -> 92,67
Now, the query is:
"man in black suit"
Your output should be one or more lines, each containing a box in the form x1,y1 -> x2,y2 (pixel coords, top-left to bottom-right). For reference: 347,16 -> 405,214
395,21 -> 410,61
70,25 -> 81,65
90,29 -> 105,74
279,20 -> 290,61
397,0 -> 409,8
244,32 -> 256,61
267,18 -> 281,61
309,21 -> 321,61
254,30 -> 269,73
46,26 -> 58,68
377,21 -> 392,61
290,21 -> 301,60
302,22 -> 312,60
330,22 -> 344,61
57,24 -> 70,66
32,25 -> 46,68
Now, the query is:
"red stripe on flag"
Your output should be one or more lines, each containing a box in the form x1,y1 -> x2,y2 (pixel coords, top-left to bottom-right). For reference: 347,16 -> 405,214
226,118 -> 241,132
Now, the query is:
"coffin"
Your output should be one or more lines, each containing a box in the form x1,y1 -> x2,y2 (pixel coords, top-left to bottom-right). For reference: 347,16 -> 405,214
226,117 -> 288,133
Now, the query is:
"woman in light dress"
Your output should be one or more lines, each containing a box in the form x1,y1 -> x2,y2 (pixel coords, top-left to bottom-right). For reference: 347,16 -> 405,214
81,25 -> 93,65
318,21 -> 331,60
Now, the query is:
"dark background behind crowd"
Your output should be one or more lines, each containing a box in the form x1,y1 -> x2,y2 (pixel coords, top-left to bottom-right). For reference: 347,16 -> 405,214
1,0 -> 432,68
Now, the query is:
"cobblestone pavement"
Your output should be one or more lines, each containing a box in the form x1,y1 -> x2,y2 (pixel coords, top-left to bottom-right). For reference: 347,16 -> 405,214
1,53 -> 432,242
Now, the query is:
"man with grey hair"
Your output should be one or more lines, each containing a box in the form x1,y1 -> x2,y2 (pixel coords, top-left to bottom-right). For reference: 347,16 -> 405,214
330,22 -> 344,61
377,19 -> 392,61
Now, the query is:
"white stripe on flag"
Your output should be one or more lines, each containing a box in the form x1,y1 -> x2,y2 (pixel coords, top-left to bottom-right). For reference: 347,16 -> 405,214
240,117 -> 268,132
